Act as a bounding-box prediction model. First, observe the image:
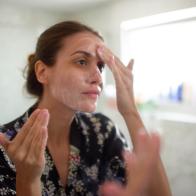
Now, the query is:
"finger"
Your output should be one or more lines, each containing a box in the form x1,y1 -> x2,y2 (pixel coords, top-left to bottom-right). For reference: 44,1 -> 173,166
25,126 -> 48,167
0,133 -> 10,150
27,109 -> 49,147
136,131 -> 160,170
8,109 -> 41,155
114,55 -> 129,73
127,59 -> 134,71
123,151 -> 136,183
97,46 -> 123,73
98,46 -> 132,87
21,110 -> 49,153
39,127 -> 48,161
116,74 -> 132,89
33,126 -> 48,163
99,181 -> 124,196
26,109 -> 49,140
31,109 -> 49,130
14,109 -> 41,143
101,52 -> 124,84
7,110 -> 47,162
135,130 -> 149,155
149,132 -> 161,160
97,46 -> 115,71
101,46 -> 126,71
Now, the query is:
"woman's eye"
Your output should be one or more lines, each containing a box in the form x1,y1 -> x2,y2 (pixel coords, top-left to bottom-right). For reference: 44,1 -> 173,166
97,62 -> 105,72
77,59 -> 87,66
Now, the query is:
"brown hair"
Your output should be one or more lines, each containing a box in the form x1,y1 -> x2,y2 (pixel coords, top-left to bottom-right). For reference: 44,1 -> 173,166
24,21 -> 103,99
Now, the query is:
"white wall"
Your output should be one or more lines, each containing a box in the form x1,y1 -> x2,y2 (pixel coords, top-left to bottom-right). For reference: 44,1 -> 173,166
65,0 -> 196,133
0,1 -> 196,195
68,0 -> 196,55
65,1 -> 196,195
1,0 -> 195,122
66,0 -> 196,128
0,2 -> 65,123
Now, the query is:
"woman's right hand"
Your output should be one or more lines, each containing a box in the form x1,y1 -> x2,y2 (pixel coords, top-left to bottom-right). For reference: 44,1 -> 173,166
0,109 -> 49,183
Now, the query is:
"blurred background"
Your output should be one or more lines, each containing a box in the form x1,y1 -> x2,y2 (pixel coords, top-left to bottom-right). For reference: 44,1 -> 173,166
0,0 -> 196,195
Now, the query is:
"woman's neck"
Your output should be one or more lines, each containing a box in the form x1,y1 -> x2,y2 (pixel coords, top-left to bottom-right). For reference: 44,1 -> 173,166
37,98 -> 75,146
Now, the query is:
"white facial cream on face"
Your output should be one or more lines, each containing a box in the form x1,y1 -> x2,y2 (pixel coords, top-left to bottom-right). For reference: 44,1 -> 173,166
48,32 -> 103,112
50,73 -> 98,113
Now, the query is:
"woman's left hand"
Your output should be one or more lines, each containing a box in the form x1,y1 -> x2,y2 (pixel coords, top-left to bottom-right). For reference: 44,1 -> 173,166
97,45 -> 136,116
99,131 -> 160,196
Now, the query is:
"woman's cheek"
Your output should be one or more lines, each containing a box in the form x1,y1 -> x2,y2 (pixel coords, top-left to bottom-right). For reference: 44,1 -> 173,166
49,74 -> 97,112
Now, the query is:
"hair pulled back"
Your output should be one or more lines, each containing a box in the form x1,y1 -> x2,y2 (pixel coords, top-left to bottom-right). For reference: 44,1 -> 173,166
25,21 -> 103,99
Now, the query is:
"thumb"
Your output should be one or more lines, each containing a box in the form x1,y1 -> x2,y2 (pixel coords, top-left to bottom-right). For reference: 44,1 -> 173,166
0,133 -> 10,150
99,181 -> 124,196
127,59 -> 134,71
123,150 -> 136,183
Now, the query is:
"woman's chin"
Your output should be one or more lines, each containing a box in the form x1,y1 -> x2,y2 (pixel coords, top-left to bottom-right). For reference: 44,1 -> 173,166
77,104 -> 97,113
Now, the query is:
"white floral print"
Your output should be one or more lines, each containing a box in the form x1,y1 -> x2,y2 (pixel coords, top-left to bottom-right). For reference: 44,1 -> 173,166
0,104 -> 127,196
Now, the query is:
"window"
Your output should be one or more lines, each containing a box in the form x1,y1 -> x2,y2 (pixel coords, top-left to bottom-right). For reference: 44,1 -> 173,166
121,7 -> 196,108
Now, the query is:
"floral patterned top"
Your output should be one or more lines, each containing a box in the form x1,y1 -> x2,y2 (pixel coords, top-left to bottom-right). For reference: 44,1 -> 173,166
0,104 -> 128,196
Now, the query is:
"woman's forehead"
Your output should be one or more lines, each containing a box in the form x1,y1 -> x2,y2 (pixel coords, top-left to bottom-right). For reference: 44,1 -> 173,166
62,32 -> 104,55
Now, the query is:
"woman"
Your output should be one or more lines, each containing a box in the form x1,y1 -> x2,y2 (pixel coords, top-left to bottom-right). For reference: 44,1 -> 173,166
0,21 -> 171,196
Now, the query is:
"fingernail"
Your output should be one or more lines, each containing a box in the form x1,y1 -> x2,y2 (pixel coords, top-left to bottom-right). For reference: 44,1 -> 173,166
98,46 -> 104,54
123,150 -> 130,161
42,109 -> 49,114
39,109 -> 49,119
138,128 -> 147,134
110,55 -> 115,64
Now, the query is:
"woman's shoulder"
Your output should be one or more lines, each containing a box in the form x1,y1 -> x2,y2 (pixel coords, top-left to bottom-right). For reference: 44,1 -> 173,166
0,119 -> 21,173
0,112 -> 28,141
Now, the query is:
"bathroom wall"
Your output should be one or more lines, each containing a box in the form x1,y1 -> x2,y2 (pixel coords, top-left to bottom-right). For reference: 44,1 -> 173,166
66,1 -> 196,195
0,2 -> 65,123
0,0 -> 196,195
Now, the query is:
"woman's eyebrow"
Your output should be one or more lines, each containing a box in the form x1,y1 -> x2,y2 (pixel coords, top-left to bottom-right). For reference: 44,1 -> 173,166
71,50 -> 95,57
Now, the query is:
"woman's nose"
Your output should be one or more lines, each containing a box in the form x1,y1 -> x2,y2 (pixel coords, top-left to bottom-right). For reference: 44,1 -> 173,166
89,66 -> 102,85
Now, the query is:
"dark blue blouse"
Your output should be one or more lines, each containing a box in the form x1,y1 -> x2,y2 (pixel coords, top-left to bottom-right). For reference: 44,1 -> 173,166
0,104 -> 127,195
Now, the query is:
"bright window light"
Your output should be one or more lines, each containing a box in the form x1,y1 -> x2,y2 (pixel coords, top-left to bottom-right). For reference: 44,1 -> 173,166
121,7 -> 196,105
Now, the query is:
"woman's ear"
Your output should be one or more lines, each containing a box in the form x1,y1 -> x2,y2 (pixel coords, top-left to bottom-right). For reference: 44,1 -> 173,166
34,60 -> 49,84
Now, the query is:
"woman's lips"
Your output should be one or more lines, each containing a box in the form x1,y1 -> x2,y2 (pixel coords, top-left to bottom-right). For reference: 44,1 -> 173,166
82,91 -> 100,99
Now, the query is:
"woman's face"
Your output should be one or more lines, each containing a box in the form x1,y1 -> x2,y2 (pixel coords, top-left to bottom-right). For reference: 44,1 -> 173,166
45,32 -> 104,113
